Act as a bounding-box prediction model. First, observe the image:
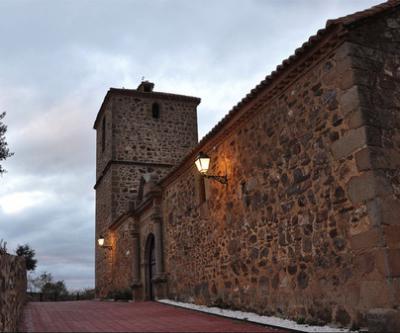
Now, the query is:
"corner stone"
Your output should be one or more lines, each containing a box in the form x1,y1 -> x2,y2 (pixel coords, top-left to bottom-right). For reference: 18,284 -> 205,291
339,85 -> 360,117
367,197 -> 400,226
347,171 -> 392,204
331,127 -> 366,160
387,249 -> 400,278
350,228 -> 382,251
367,308 -> 400,333
356,146 -> 400,171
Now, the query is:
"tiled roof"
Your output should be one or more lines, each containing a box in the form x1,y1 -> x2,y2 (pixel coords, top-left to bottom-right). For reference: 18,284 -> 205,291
107,87 -> 201,103
160,0 -> 400,186
196,0 -> 400,152
327,0 -> 400,27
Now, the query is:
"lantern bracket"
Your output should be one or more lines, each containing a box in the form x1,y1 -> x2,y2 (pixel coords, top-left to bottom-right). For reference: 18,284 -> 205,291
195,151 -> 228,185
98,235 -> 113,250
203,174 -> 228,185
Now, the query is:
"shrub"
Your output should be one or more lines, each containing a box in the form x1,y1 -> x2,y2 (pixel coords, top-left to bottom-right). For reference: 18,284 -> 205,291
16,244 -> 37,271
74,288 -> 95,300
107,288 -> 132,301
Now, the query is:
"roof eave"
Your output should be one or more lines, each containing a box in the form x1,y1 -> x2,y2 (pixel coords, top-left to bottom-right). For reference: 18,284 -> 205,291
93,89 -> 201,130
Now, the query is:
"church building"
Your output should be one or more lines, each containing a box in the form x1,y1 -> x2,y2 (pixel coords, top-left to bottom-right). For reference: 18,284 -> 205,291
94,1 -> 400,330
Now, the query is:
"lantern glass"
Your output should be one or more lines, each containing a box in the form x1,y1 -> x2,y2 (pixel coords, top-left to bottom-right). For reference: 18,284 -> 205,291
98,236 -> 105,247
195,152 -> 210,174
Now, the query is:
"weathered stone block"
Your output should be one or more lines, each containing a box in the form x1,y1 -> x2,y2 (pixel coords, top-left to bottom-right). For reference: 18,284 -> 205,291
387,249 -> 400,277
335,307 -> 351,327
393,278 -> 400,308
347,173 -> 376,203
355,147 -> 371,171
381,198 -> 400,226
366,308 -> 400,333
332,126 -> 382,160
335,55 -> 352,75
347,171 -> 392,204
350,228 -> 382,251
334,41 -> 353,62
383,225 -> 400,248
360,281 -> 391,309
339,86 -> 360,117
367,197 -> 400,226
338,69 -> 356,90
356,146 -> 400,171
331,127 -> 366,160
354,252 -> 375,275
345,107 -> 365,129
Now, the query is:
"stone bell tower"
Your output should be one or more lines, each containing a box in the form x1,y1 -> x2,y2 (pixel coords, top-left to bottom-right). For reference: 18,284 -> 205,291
93,81 -> 200,295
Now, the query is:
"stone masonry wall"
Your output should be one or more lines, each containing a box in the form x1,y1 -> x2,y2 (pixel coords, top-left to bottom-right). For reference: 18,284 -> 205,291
110,218 -> 135,293
0,254 -> 26,332
110,164 -> 169,221
109,94 -> 199,219
95,6 -> 400,329
342,11 -> 400,330
95,90 -> 199,297
161,12 -> 400,329
96,101 -> 113,178
112,94 -> 198,165
96,92 -> 199,224
105,207 -> 159,298
95,169 -> 112,297
163,42 -> 361,327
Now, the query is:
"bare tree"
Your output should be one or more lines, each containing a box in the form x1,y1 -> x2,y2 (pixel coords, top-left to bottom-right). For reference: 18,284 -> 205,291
0,239 -> 7,255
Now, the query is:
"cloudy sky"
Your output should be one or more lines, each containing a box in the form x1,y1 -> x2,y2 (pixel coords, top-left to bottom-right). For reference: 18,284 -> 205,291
0,0 -> 382,290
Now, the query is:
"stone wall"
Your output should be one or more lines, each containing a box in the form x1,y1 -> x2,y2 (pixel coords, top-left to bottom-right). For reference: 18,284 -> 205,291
112,94 -> 199,166
109,218 -> 135,293
161,11 -> 400,329
108,93 -> 200,220
95,169 -> 112,296
344,10 -> 400,331
94,88 -> 200,297
95,4 -> 400,330
0,254 -> 27,332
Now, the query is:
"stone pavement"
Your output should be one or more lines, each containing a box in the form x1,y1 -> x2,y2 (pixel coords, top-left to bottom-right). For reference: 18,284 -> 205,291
20,301 -> 288,332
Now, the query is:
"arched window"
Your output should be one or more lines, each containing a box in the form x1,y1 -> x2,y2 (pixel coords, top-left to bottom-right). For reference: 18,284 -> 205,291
152,103 -> 160,119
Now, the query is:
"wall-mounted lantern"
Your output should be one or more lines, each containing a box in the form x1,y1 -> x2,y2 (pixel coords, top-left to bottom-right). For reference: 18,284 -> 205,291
97,235 -> 112,249
194,151 -> 227,184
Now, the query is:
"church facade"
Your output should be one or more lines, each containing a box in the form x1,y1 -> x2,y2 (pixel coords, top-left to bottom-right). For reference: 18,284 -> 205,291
94,2 -> 400,330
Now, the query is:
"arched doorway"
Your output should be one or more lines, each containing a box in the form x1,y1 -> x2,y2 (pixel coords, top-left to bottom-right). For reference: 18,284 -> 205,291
145,234 -> 156,300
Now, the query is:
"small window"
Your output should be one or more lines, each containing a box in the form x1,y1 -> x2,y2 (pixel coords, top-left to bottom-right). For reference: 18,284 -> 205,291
101,116 -> 106,152
152,103 -> 160,119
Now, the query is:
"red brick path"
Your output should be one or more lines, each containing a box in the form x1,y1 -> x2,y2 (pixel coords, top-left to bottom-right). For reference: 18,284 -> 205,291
20,301 -> 288,332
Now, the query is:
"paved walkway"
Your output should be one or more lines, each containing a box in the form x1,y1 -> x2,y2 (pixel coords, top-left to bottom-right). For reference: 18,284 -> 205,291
20,301 -> 288,332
